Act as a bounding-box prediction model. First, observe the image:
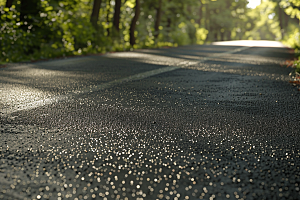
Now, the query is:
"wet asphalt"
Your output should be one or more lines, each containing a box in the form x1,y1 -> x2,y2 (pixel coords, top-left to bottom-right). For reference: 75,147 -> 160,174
0,42 -> 300,200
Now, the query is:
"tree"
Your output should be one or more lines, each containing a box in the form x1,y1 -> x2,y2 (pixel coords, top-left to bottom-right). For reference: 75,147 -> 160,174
154,0 -> 162,39
130,0 -> 140,46
20,0 -> 40,27
106,0 -> 111,36
198,1 -> 203,26
280,0 -> 300,21
113,0 -> 122,32
279,0 -> 300,47
202,0 -> 249,41
4,0 -> 283,63
5,0 -> 14,8
90,0 -> 102,29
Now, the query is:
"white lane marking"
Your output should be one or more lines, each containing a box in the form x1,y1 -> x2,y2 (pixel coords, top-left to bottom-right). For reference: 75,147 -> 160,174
72,66 -> 181,95
0,46 -> 251,116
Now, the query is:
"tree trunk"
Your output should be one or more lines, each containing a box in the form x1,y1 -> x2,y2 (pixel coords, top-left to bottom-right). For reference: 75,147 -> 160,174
214,31 -> 218,41
20,0 -> 39,29
154,0 -> 162,39
20,0 -> 40,53
166,17 -> 171,29
284,8 -> 288,26
278,5 -> 284,39
2,0 -> 14,20
198,2 -> 202,26
106,0 -> 110,36
113,0 -> 121,32
90,0 -> 102,29
205,3 -> 209,31
187,5 -> 192,20
5,0 -> 14,8
129,0 -> 140,46
220,31 -> 224,41
226,31 -> 231,41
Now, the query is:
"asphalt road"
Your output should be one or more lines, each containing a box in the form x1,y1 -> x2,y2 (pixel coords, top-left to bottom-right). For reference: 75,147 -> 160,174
0,41 -> 299,200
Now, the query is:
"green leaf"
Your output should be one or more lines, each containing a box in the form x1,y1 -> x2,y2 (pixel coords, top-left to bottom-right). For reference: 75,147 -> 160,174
45,6 -> 53,12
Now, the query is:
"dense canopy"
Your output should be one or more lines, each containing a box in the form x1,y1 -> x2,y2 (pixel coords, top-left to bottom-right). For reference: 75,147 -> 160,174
0,0 -> 299,63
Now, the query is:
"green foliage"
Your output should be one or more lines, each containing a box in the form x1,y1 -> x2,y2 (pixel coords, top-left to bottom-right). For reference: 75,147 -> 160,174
280,0 -> 300,19
283,25 -> 300,49
196,27 -> 208,44
0,6 -> 39,62
295,60 -> 300,73
1,0 -> 300,64
279,0 -> 300,49
245,1 -> 281,40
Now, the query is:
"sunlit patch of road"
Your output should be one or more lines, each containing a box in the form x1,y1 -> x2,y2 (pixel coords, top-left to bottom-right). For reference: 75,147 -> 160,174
212,40 -> 288,48
0,45 -> 250,116
0,83 -> 52,115
0,42 -> 291,116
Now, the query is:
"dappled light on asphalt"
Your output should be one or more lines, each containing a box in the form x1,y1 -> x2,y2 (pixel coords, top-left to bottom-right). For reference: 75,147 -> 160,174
1,43 -> 299,200
0,83 -> 50,115
0,42 -> 292,115
105,41 -> 290,81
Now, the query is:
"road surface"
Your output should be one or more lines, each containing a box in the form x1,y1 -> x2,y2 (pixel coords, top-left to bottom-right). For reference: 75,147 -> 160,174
0,41 -> 299,200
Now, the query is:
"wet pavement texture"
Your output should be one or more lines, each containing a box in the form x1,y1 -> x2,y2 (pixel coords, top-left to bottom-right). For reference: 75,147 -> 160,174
0,42 -> 300,200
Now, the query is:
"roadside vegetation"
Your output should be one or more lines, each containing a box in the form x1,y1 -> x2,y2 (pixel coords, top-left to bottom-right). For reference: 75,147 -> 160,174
287,52 -> 300,89
0,0 -> 299,64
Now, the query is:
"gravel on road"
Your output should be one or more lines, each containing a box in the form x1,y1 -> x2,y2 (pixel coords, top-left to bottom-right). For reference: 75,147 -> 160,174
1,42 -> 299,200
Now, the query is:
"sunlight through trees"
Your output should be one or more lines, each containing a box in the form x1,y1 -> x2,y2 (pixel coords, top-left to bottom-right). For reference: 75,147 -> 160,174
0,0 -> 299,63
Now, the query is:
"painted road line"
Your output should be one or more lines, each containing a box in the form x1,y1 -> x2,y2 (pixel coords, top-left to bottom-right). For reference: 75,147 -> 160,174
73,66 -> 181,95
0,46 -> 251,116
0,66 -> 180,116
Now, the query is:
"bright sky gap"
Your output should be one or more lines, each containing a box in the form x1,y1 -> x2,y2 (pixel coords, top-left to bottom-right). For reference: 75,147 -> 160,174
247,0 -> 261,9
